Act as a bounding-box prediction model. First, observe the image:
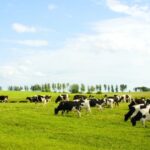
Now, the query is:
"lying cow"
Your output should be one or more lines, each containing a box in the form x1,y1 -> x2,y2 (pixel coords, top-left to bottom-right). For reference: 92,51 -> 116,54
0,95 -> 8,103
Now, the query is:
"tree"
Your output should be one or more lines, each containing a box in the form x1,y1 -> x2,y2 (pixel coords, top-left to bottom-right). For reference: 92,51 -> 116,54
24,85 -> 29,91
57,83 -> 61,92
115,85 -> 118,92
52,83 -> 56,92
0,86 -> 2,91
107,85 -> 110,92
120,84 -> 127,92
111,85 -> 114,92
62,83 -> 66,92
104,84 -> 107,91
80,84 -> 85,93
30,84 -> 41,91
69,84 -> 79,93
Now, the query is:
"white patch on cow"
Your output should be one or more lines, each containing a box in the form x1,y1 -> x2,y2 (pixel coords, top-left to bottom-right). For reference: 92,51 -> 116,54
80,99 -> 91,112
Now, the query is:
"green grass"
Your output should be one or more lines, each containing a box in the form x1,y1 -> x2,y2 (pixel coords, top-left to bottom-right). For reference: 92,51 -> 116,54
0,91 -> 150,149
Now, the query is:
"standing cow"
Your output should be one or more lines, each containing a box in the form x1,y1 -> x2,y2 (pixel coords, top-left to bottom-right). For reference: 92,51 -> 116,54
0,96 -> 8,103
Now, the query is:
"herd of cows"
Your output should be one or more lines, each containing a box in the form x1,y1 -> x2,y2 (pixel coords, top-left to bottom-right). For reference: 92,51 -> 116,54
0,94 -> 150,127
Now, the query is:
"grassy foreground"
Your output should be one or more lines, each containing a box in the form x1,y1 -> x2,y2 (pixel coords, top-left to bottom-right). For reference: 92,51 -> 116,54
0,91 -> 150,150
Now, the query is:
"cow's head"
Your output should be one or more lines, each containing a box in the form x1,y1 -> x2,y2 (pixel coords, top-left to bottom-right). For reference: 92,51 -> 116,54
55,95 -> 63,103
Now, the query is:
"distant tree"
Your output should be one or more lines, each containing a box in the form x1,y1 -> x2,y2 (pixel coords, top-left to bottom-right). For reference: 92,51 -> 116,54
52,83 -> 56,92
115,85 -> 118,92
120,84 -> 127,92
104,84 -> 107,91
69,84 -> 79,93
0,86 -> 2,91
57,83 -> 61,92
30,84 -> 41,91
134,86 -> 150,92
87,85 -> 95,93
107,85 -> 110,92
62,83 -> 66,92
80,84 -> 85,93
96,84 -> 102,92
111,85 -> 114,92
24,85 -> 29,91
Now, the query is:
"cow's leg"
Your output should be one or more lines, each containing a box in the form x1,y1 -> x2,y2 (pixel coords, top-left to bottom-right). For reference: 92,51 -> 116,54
77,110 -> 81,117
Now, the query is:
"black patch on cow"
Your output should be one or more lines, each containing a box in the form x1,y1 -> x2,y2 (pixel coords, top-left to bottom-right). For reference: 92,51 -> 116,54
131,111 -> 142,126
124,107 -> 135,121
140,105 -> 147,109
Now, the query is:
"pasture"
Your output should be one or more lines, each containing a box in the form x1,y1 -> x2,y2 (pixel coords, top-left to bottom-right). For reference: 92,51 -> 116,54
0,91 -> 150,150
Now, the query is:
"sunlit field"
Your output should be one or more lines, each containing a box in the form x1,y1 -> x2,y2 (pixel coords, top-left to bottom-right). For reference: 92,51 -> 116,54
0,91 -> 150,150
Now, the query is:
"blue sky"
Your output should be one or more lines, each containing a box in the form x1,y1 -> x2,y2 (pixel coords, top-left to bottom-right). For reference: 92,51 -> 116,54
0,0 -> 150,90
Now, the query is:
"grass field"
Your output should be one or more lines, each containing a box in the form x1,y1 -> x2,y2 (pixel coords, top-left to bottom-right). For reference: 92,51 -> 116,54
0,91 -> 150,150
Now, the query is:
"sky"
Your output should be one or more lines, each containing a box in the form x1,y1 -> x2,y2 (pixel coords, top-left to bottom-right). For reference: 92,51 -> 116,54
0,0 -> 150,90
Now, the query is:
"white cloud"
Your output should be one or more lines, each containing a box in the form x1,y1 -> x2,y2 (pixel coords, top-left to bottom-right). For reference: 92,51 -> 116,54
1,0 -> 150,89
48,4 -> 57,11
106,0 -> 150,20
12,23 -> 37,33
16,40 -> 49,47
12,23 -> 54,33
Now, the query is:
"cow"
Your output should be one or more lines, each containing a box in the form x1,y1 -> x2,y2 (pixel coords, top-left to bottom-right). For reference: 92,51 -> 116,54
124,99 -> 150,122
89,98 -> 105,110
55,94 -> 69,103
73,95 -> 87,100
54,99 -> 91,117
130,104 -> 150,127
0,96 -> 8,103
103,95 -> 120,108
26,95 -> 51,104
128,98 -> 145,109
120,94 -> 132,103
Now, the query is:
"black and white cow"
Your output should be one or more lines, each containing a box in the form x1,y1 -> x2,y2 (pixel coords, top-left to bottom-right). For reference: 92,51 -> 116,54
124,99 -> 150,122
89,98 -> 105,110
26,95 -> 51,104
55,94 -> 69,103
120,94 -> 132,103
73,95 -> 87,100
128,98 -> 145,109
0,95 -> 8,103
54,99 -> 91,117
103,95 -> 120,108
130,103 -> 150,127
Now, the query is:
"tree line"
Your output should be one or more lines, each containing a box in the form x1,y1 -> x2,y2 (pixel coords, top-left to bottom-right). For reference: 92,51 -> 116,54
0,83 -> 129,93
0,84 -> 149,93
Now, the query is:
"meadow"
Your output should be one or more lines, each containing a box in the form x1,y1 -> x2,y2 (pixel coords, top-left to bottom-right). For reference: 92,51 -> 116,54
0,91 -> 150,150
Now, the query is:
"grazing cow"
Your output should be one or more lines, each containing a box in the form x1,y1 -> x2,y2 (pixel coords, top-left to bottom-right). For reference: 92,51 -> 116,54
0,96 -> 8,103
103,95 -> 120,108
124,99 -> 150,122
89,98 -> 105,110
45,95 -> 52,102
128,98 -> 145,109
26,95 -> 51,104
54,99 -> 91,117
73,95 -> 87,100
130,104 -> 150,127
55,94 -> 69,103
120,94 -> 132,103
